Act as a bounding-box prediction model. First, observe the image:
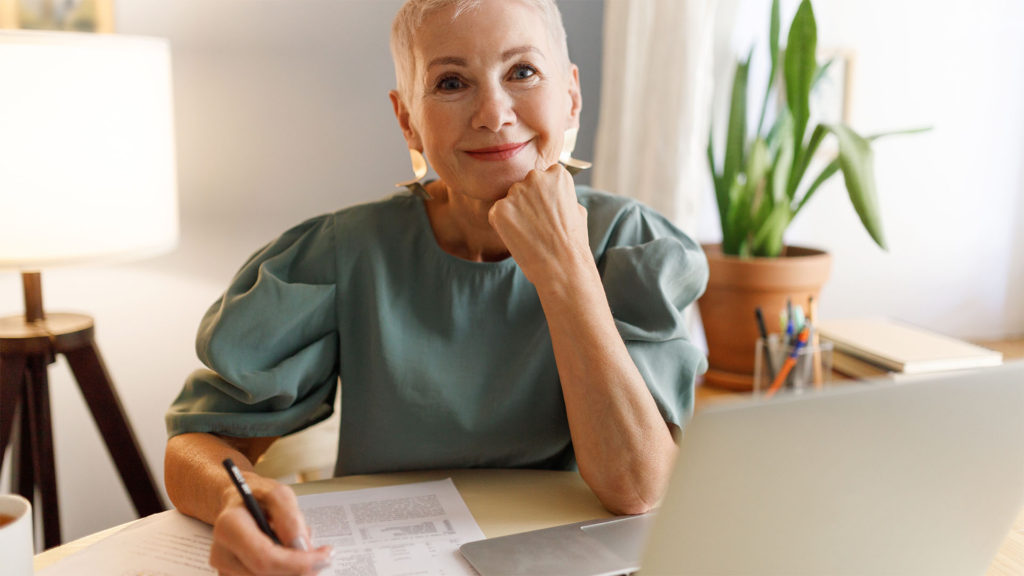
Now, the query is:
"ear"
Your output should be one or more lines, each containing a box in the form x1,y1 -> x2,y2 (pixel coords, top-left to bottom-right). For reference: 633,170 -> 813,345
566,64 -> 582,131
389,90 -> 423,150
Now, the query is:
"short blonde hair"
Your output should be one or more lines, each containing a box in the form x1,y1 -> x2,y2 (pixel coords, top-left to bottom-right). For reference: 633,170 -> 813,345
390,0 -> 570,104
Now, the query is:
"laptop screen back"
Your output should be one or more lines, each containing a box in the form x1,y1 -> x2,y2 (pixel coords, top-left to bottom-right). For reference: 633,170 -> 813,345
641,363 -> 1024,575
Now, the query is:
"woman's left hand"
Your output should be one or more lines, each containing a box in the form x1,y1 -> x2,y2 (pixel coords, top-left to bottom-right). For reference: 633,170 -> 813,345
487,164 -> 592,287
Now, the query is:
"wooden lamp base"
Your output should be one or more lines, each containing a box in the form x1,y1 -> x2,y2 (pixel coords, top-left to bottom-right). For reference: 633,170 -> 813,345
0,273 -> 165,550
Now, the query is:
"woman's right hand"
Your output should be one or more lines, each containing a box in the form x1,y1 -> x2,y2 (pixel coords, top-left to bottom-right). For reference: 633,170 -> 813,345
208,474 -> 332,575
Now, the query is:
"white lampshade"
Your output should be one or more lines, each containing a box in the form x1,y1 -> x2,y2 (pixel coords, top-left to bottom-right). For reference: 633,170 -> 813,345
0,30 -> 178,269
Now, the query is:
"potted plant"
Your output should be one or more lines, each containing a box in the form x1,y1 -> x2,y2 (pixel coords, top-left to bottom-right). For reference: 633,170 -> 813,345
699,0 -> 920,389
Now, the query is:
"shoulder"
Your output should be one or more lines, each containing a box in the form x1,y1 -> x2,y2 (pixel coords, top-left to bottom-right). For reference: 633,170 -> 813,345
331,191 -> 420,229
576,185 -> 692,252
266,191 -> 421,252
576,185 -> 637,218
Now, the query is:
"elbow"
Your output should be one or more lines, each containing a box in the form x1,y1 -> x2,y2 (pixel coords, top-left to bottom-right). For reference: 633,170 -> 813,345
581,466 -> 666,516
580,444 -> 676,516
603,494 -> 657,516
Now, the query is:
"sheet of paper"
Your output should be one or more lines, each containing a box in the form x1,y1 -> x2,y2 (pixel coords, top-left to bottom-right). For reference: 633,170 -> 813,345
36,509 -> 216,576
302,478 -> 485,575
38,478 -> 485,576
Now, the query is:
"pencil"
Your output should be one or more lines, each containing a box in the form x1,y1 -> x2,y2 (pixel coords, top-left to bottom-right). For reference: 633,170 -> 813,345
764,326 -> 810,399
808,296 -> 823,389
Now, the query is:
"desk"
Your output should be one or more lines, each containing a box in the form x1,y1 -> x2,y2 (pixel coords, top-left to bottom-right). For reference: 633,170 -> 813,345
34,469 -> 613,572
36,338 -> 1024,574
34,467 -> 1024,575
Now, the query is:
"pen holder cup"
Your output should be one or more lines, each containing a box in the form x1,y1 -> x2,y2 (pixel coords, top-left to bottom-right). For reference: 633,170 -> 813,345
754,334 -> 834,396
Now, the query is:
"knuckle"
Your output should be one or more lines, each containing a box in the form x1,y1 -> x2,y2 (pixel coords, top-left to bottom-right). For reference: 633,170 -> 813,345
264,483 -> 296,508
490,200 -> 507,220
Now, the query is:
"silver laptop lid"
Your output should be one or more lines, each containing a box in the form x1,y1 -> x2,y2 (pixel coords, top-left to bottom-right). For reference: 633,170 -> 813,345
641,362 -> 1024,575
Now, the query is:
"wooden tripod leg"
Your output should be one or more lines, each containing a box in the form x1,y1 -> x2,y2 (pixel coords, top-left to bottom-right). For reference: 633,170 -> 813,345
25,355 -> 62,549
16,381 -> 35,506
63,340 -> 165,517
0,352 -> 27,468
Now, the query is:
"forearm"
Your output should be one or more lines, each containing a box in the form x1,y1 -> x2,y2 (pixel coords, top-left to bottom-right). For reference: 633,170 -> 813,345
536,252 -> 677,515
165,432 -> 278,525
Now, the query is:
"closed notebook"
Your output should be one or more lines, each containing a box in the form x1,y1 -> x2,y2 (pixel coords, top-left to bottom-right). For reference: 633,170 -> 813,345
830,350 -> 898,380
818,317 -> 1003,374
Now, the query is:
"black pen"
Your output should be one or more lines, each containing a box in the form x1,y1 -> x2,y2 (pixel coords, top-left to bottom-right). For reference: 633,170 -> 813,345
755,307 -> 777,379
223,458 -> 283,546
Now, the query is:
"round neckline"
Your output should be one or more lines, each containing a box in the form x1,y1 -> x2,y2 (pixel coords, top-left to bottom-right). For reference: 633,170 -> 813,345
408,191 -> 518,272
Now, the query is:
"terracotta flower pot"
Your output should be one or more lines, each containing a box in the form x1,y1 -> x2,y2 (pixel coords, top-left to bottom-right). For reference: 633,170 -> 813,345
697,244 -> 832,390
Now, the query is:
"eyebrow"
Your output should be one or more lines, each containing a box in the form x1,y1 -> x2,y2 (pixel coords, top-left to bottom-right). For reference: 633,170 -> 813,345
425,45 -> 543,71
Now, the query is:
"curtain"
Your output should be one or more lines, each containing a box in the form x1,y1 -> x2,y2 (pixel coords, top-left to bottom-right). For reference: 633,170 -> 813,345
592,0 -> 716,235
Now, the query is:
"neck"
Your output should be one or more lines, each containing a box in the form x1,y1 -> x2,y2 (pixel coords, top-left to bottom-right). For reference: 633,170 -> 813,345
424,181 -> 510,262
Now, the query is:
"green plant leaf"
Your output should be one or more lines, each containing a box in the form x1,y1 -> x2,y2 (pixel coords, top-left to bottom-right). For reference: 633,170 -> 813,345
723,53 -> 752,193
791,123 -> 827,199
865,126 -> 933,141
793,158 -> 839,216
812,57 -> 834,89
772,117 -> 794,203
756,0 -> 782,137
830,123 -> 888,250
724,140 -> 769,256
708,131 -> 728,226
764,108 -> 788,150
744,138 -> 771,217
784,0 -> 817,168
723,178 -> 747,254
753,203 -> 790,257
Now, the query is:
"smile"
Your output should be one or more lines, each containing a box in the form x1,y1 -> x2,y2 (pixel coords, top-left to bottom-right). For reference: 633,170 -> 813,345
464,141 -> 529,161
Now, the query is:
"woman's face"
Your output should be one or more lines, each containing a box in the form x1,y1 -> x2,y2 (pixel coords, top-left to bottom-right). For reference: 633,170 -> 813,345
393,0 -> 581,203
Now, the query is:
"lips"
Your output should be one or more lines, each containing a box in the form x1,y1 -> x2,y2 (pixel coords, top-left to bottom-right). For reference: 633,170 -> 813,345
464,141 -> 529,161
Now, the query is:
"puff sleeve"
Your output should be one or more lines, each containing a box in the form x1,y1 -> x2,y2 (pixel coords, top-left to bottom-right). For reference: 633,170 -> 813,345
590,199 -> 709,429
166,215 -> 339,439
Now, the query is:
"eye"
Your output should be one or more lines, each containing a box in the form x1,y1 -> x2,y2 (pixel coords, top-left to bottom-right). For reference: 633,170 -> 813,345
435,75 -> 465,92
509,64 -> 537,80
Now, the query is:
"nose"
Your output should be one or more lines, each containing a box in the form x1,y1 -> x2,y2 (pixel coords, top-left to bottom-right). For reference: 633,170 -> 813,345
472,82 -> 515,132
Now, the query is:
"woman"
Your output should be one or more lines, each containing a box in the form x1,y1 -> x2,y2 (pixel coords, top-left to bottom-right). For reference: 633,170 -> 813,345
164,0 -> 708,573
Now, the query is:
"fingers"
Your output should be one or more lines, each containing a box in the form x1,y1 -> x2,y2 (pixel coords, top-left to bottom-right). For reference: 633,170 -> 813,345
506,163 -> 574,201
210,480 -> 331,575
488,164 -> 592,285
493,164 -> 576,228
261,483 -> 310,550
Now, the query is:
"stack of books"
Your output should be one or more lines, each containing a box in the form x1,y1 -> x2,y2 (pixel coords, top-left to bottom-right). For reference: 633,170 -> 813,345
817,318 -> 1003,380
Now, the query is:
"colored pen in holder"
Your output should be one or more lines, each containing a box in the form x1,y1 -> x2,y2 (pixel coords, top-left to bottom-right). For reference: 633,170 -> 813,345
754,331 -> 833,398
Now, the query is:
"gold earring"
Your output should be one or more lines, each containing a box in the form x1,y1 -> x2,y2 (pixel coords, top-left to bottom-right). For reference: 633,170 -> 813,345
558,127 -> 592,176
395,149 -> 432,200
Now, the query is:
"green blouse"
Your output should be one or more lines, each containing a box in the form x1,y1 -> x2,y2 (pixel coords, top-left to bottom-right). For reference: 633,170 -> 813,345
166,186 -> 708,475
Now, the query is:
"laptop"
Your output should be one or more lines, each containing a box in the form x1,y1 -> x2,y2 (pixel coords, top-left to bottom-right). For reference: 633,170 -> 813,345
460,361 -> 1024,575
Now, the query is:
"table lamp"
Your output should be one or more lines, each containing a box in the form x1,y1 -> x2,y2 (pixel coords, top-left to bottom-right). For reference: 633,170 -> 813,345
0,30 -> 177,549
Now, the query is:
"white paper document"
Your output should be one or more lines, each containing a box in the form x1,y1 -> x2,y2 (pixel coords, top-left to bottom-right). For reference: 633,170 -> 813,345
39,478 -> 485,576
301,478 -> 485,575
36,510 -> 216,576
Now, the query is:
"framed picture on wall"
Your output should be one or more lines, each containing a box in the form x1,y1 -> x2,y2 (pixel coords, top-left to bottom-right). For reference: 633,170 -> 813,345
0,0 -> 113,33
